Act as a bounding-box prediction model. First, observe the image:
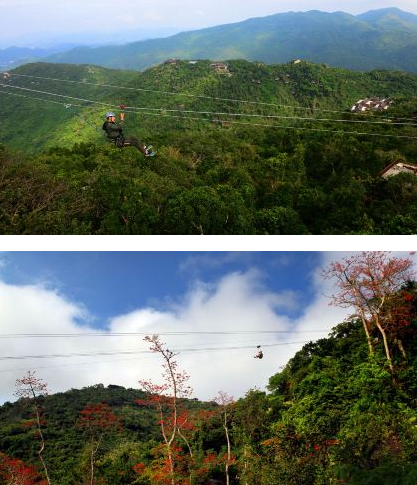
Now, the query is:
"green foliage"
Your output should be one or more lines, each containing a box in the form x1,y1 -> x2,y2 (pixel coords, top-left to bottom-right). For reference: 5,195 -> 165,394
0,133 -> 415,235
1,61 -> 417,234
0,385 -> 207,484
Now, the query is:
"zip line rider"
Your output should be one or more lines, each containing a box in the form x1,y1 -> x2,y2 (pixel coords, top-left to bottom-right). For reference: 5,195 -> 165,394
102,109 -> 152,156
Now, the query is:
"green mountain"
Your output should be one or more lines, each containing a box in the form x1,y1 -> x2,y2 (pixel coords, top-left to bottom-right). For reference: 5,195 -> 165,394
3,59 -> 417,152
0,384 -> 209,485
0,47 -> 52,70
1,284 -> 416,484
358,7 -> 417,29
44,9 -> 417,72
1,60 -> 417,235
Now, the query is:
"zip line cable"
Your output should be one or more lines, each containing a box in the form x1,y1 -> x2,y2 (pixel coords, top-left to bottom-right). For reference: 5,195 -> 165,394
8,71 -> 417,122
129,109 -> 417,140
2,81 -> 416,127
6,72 -> 417,123
0,341 -> 309,361
1,88 -> 417,140
0,356 -> 154,374
132,108 -> 417,127
64,103 -> 106,134
0,340 -> 309,374
208,118 -> 417,139
0,340 -> 309,366
6,72 -> 361,115
0,330 -> 330,338
0,89 -> 84,108
0,82 -> 109,107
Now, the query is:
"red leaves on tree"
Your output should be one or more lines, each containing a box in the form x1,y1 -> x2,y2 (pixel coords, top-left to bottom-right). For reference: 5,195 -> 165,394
15,371 -> 49,401
77,402 -> 120,433
15,372 -> 52,485
132,462 -> 145,475
141,335 -> 193,401
323,252 -> 414,314
325,439 -> 340,446
0,453 -> 46,485
323,252 -> 416,370
312,439 -> 340,453
77,403 -> 120,485
137,335 -> 195,485
214,391 -> 235,409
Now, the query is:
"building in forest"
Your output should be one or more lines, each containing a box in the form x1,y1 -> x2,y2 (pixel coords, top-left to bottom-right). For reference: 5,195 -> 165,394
210,62 -> 229,74
381,160 -> 417,178
351,97 -> 393,113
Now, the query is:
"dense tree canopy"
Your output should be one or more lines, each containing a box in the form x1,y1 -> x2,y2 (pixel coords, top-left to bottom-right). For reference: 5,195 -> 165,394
1,61 -> 417,234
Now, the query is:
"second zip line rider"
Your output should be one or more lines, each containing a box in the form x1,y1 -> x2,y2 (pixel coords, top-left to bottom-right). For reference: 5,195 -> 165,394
102,108 -> 154,156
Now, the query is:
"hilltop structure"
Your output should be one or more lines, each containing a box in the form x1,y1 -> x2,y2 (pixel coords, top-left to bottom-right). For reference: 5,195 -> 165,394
164,59 -> 180,65
351,97 -> 393,112
210,62 -> 230,74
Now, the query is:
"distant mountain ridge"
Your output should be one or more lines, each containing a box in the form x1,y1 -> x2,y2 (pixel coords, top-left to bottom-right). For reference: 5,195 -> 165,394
44,8 -> 417,72
0,45 -> 77,70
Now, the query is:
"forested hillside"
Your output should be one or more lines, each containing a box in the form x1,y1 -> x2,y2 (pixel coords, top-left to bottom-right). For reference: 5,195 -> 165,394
2,59 -> 417,152
1,254 -> 416,484
1,60 -> 417,234
44,8 -> 417,72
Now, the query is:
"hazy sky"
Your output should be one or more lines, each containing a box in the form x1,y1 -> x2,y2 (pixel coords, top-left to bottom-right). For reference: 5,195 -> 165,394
1,0 -> 417,45
0,251 -> 415,404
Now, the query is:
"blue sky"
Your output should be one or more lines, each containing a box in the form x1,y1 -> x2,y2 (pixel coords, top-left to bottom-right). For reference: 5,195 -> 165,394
0,252 -> 320,324
1,0 -> 417,47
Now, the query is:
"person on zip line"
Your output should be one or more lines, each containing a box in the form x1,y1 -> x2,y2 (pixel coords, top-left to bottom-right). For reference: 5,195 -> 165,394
254,345 -> 264,359
102,107 -> 154,156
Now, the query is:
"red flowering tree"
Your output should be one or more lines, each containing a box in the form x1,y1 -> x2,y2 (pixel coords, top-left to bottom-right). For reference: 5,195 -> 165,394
379,289 -> 416,359
214,391 -> 236,485
323,251 -> 415,371
175,408 -> 218,483
137,335 -> 193,485
77,402 -> 120,485
15,372 -> 51,485
0,452 -> 47,485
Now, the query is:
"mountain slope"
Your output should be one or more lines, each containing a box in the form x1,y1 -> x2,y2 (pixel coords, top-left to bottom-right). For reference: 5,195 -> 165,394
2,59 -> 417,152
0,384 -> 208,485
1,61 -> 417,235
0,46 -> 77,71
358,7 -> 417,29
44,9 -> 417,72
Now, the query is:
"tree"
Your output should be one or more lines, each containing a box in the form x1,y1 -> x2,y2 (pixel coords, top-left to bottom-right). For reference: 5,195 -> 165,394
77,402 -> 120,485
378,288 -> 416,360
138,335 -> 193,485
213,391 -> 235,485
323,252 -> 415,371
15,372 -> 52,485
0,452 -> 46,485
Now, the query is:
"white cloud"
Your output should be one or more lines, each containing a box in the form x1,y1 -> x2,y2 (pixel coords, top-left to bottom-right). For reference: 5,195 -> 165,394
0,263 -> 360,404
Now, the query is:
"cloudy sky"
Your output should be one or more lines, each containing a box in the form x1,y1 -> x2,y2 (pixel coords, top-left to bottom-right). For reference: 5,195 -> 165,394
1,0 -> 417,46
0,251 -> 415,405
